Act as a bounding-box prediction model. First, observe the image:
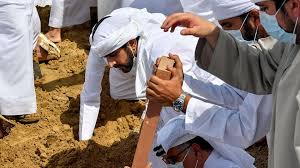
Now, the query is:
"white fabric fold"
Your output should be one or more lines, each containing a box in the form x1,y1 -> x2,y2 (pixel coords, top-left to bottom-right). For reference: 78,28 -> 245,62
157,115 -> 255,168
211,0 -> 259,20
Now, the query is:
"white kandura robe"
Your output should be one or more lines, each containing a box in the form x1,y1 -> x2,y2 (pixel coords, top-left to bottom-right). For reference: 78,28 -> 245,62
183,73 -> 273,148
0,0 -> 36,116
32,5 -> 41,49
49,0 -> 97,28
79,22 -> 203,141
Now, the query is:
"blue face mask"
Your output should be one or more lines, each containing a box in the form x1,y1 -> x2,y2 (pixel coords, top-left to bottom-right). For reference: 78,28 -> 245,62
259,11 -> 296,43
225,13 -> 257,44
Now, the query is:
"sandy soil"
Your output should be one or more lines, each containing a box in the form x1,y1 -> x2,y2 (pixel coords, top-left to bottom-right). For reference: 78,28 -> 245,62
0,7 -> 268,168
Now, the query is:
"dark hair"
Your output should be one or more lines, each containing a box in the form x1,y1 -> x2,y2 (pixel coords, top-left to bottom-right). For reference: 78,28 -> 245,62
273,0 -> 290,11
187,136 -> 213,151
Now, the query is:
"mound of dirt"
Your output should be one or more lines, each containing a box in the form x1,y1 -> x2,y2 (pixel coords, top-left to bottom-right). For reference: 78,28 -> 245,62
0,7 -> 268,168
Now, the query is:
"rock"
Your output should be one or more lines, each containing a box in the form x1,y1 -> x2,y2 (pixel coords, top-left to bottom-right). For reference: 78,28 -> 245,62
40,152 -> 47,159
63,124 -> 71,130
52,125 -> 60,132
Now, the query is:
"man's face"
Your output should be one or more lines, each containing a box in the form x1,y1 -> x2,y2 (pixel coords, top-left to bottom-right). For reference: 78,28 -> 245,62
219,12 -> 258,41
164,144 -> 206,168
274,0 -> 298,33
106,44 -> 135,73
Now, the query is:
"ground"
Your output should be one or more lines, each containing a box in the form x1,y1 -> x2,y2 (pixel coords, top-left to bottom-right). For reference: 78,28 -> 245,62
0,7 -> 268,168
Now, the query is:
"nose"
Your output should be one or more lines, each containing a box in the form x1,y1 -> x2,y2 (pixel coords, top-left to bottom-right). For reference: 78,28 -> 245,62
108,60 -> 117,68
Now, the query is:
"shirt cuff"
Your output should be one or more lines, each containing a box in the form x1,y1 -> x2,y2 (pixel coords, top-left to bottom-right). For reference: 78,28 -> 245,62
79,104 -> 100,141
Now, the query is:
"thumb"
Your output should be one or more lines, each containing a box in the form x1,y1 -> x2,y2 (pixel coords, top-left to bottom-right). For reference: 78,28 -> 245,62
180,27 -> 200,37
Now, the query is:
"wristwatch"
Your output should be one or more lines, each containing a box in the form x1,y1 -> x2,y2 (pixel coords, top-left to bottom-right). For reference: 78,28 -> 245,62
172,92 -> 187,112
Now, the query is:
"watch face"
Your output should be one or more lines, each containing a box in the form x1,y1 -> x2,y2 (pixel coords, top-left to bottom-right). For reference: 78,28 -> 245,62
173,100 -> 183,112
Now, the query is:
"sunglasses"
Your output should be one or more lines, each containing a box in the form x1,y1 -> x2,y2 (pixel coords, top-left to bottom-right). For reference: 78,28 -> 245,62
162,144 -> 191,165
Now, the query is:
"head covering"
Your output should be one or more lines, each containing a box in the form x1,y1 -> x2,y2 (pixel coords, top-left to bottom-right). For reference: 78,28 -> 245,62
90,7 -> 165,58
211,0 -> 259,20
157,115 -> 255,168
157,115 -> 196,151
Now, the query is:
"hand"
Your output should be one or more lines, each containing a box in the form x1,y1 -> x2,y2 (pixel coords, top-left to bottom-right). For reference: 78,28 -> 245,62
161,13 -> 217,38
146,54 -> 184,106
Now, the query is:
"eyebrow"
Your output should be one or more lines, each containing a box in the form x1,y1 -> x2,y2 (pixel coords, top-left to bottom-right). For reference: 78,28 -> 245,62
105,49 -> 119,58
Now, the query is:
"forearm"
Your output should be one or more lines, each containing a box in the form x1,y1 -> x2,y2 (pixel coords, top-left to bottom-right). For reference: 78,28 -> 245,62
184,96 -> 264,148
183,74 -> 246,109
205,26 -> 220,49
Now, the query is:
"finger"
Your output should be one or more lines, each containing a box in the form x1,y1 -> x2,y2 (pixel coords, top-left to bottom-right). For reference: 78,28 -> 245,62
153,64 -> 158,74
146,88 -> 158,99
150,75 -> 164,85
168,54 -> 183,70
180,27 -> 199,36
161,13 -> 182,29
156,57 -> 162,66
147,81 -> 160,93
170,22 -> 180,33
161,13 -> 186,31
166,66 -> 177,78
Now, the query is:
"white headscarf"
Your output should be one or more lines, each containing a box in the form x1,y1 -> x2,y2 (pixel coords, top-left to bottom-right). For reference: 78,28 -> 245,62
211,0 -> 259,20
157,115 -> 255,168
90,7 -> 165,58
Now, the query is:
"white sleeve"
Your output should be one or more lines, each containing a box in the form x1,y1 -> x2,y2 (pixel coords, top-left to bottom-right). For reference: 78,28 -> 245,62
79,52 -> 106,141
185,95 -> 266,149
183,74 -> 248,110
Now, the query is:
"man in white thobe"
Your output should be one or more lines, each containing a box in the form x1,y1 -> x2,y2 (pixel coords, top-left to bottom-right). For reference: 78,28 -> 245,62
147,0 -> 274,150
79,7 -> 211,141
0,0 -> 37,125
155,115 -> 255,168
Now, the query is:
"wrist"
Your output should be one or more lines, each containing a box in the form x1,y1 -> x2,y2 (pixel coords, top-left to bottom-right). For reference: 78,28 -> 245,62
172,92 -> 188,112
206,26 -> 220,49
182,95 -> 191,113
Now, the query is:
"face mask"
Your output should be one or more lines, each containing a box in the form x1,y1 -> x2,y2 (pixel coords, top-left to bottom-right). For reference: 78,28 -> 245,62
275,0 -> 298,42
225,13 -> 253,44
259,11 -> 296,43
167,148 -> 190,168
225,29 -> 245,42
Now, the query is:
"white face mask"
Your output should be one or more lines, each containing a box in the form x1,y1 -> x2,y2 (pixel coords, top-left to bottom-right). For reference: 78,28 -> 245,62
167,148 -> 199,168
167,148 -> 190,168
259,11 -> 296,43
